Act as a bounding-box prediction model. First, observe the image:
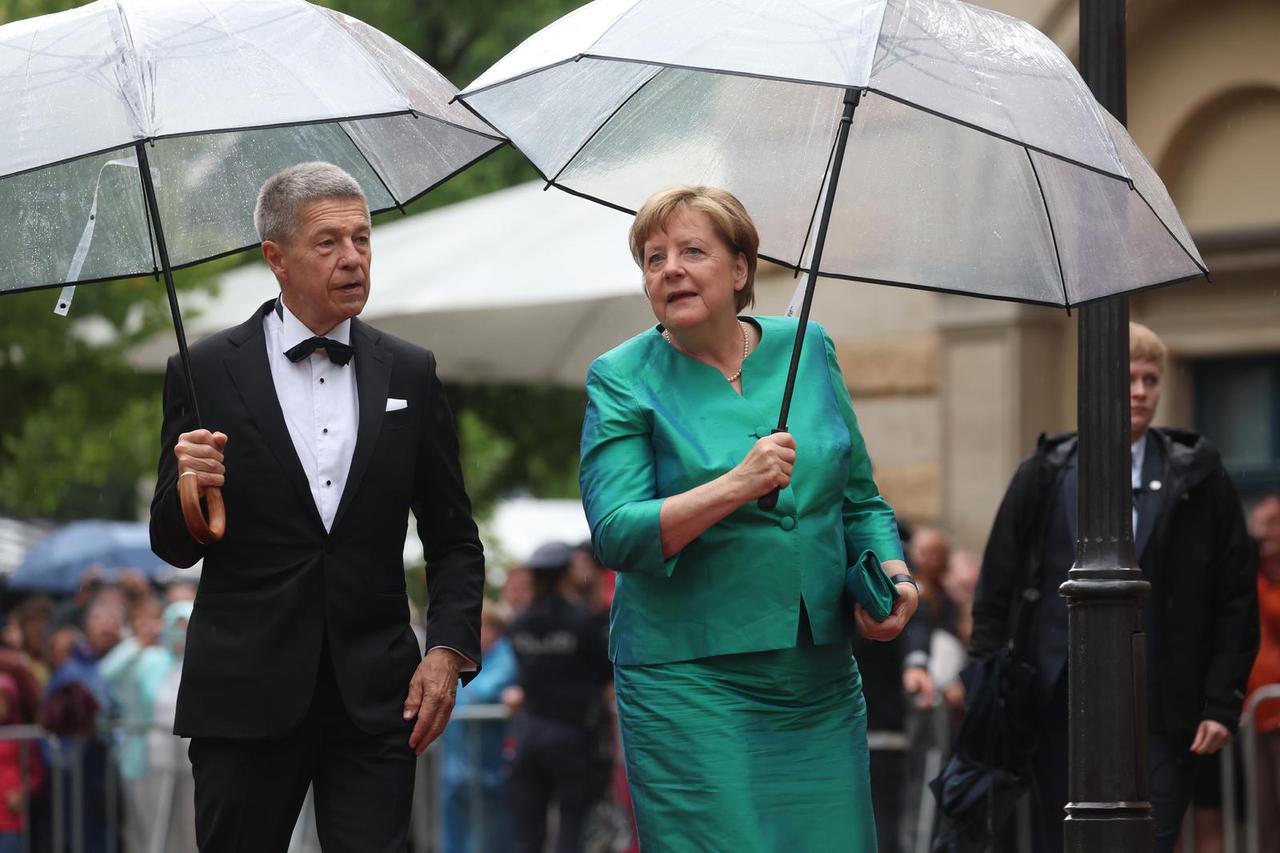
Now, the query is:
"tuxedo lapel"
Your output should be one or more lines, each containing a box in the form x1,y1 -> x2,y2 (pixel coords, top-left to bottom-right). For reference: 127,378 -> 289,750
223,301 -> 324,532
332,319 -> 392,531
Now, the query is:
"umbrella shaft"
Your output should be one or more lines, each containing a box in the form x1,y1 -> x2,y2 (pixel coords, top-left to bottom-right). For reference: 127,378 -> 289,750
773,88 -> 861,432
136,142 -> 203,427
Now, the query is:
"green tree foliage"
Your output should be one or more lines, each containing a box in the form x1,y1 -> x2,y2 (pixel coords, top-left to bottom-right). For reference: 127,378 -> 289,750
0,265 -> 230,518
449,384 -> 586,516
0,0 -> 589,521
0,0 -> 76,22
317,0 -> 584,215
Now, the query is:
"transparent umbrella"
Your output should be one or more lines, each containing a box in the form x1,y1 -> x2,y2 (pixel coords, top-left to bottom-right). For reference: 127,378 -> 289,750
0,0 -> 504,540
456,0 -> 1206,505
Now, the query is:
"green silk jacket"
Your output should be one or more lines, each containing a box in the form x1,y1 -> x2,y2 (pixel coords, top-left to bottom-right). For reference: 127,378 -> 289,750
579,315 -> 904,666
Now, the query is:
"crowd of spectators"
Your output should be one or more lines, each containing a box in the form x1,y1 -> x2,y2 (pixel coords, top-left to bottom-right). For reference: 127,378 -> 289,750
0,567 -> 196,853
3,492 -> 1275,853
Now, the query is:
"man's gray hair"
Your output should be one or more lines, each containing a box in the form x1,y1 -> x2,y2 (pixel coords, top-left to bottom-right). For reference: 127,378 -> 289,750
253,162 -> 367,244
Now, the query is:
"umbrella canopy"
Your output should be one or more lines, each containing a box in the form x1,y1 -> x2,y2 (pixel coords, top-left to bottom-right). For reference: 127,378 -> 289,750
0,0 -> 503,296
457,0 -> 1204,308
0,0 -> 504,542
9,520 -> 182,592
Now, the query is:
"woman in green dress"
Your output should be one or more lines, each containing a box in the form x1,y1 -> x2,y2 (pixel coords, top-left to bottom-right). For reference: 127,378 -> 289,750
579,186 -> 919,851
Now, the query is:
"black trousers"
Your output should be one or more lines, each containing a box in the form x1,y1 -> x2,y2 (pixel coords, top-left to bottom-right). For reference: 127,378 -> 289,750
188,647 -> 417,853
1019,675 -> 1195,853
508,713 -> 599,853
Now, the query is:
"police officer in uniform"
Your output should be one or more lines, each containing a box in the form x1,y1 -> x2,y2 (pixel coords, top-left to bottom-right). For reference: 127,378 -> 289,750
506,542 -> 614,853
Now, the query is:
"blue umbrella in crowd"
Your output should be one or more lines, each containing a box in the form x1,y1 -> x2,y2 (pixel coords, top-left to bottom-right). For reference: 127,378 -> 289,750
9,520 -> 178,592
0,0 -> 504,543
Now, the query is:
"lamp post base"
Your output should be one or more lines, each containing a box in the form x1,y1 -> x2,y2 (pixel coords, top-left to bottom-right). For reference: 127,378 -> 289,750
1064,813 -> 1154,853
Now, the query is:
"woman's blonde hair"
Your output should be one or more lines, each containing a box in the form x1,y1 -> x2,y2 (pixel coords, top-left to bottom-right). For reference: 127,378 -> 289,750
628,186 -> 760,312
1129,322 -> 1167,372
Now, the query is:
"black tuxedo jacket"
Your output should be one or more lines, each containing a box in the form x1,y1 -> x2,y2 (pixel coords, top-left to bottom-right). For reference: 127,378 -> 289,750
150,301 -> 485,739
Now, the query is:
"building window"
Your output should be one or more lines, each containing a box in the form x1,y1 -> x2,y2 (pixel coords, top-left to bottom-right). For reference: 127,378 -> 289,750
1193,355 -> 1280,501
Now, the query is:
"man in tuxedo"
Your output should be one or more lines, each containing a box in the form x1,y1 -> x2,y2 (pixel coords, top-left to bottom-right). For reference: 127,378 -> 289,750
149,162 -> 485,852
970,322 -> 1257,853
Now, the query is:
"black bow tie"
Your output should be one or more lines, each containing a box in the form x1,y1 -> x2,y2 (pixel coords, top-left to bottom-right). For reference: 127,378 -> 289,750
285,336 -> 353,366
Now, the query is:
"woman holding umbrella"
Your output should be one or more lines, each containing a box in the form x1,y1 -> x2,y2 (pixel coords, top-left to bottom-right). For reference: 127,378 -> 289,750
579,186 -> 918,851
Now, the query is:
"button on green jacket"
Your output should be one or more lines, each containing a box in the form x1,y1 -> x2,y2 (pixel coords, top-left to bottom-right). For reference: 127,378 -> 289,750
579,315 -> 904,666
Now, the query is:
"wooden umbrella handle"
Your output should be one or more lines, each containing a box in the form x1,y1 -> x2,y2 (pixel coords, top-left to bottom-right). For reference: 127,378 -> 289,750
179,474 -> 226,544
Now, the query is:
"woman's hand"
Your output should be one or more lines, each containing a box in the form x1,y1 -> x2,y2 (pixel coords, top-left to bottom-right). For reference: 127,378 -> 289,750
658,432 -> 795,558
856,563 -> 918,641
728,432 -> 796,501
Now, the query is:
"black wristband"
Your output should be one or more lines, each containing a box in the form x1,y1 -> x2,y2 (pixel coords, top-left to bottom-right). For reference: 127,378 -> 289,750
890,573 -> 918,590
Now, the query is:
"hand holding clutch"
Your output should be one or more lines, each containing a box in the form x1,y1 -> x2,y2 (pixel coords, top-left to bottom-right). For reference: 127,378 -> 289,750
845,550 -> 900,622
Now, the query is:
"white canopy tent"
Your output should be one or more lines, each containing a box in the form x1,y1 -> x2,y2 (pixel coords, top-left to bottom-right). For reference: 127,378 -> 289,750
404,496 -> 590,574
129,181 -> 655,385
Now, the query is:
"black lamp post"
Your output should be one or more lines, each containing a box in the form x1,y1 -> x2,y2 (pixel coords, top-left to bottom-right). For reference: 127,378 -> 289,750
1062,0 -> 1155,849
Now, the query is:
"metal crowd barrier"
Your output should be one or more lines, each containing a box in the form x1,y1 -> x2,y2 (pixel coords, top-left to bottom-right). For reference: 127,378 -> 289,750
0,711 -> 517,853
1177,684 -> 1280,853
413,703 -> 511,853
0,711 -> 955,853
1241,684 -> 1280,853
0,720 -> 196,853
0,724 -> 63,853
4,687 -> 1274,853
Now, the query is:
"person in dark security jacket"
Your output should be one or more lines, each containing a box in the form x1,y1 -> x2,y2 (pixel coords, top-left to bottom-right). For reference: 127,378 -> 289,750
506,541 -> 613,853
969,322 -> 1258,853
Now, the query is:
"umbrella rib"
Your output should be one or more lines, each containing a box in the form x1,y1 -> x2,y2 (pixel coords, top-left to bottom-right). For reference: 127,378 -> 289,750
1130,187 -> 1210,278
779,268 -> 1207,310
378,137 -> 506,211
793,108 -> 845,272
545,65 -> 665,189
869,88 -> 1130,184
543,182 -> 639,217
0,140 -> 143,183
0,110 -> 498,184
0,140 -> 507,297
136,110 -> 457,144
544,177 -> 1191,313
456,57 -> 581,103
1025,148 -> 1070,310
408,112 -> 506,143
466,50 -> 1133,184
334,121 -> 403,214
576,53 -> 861,94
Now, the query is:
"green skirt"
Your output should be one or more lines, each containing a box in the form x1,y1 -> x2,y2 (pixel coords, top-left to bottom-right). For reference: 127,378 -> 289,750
615,643 -> 876,852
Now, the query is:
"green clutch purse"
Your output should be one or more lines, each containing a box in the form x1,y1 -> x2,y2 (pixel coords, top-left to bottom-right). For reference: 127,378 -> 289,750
845,549 -> 899,622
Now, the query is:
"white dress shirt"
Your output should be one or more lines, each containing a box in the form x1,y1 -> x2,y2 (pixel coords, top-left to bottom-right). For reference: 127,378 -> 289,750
264,302 -> 358,532
1131,433 -> 1148,537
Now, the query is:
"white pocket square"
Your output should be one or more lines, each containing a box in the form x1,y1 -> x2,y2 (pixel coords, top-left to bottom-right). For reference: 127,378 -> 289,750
385,398 -> 408,412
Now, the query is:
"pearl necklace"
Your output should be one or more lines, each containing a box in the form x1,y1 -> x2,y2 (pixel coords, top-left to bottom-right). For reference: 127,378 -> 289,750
663,320 -> 750,383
